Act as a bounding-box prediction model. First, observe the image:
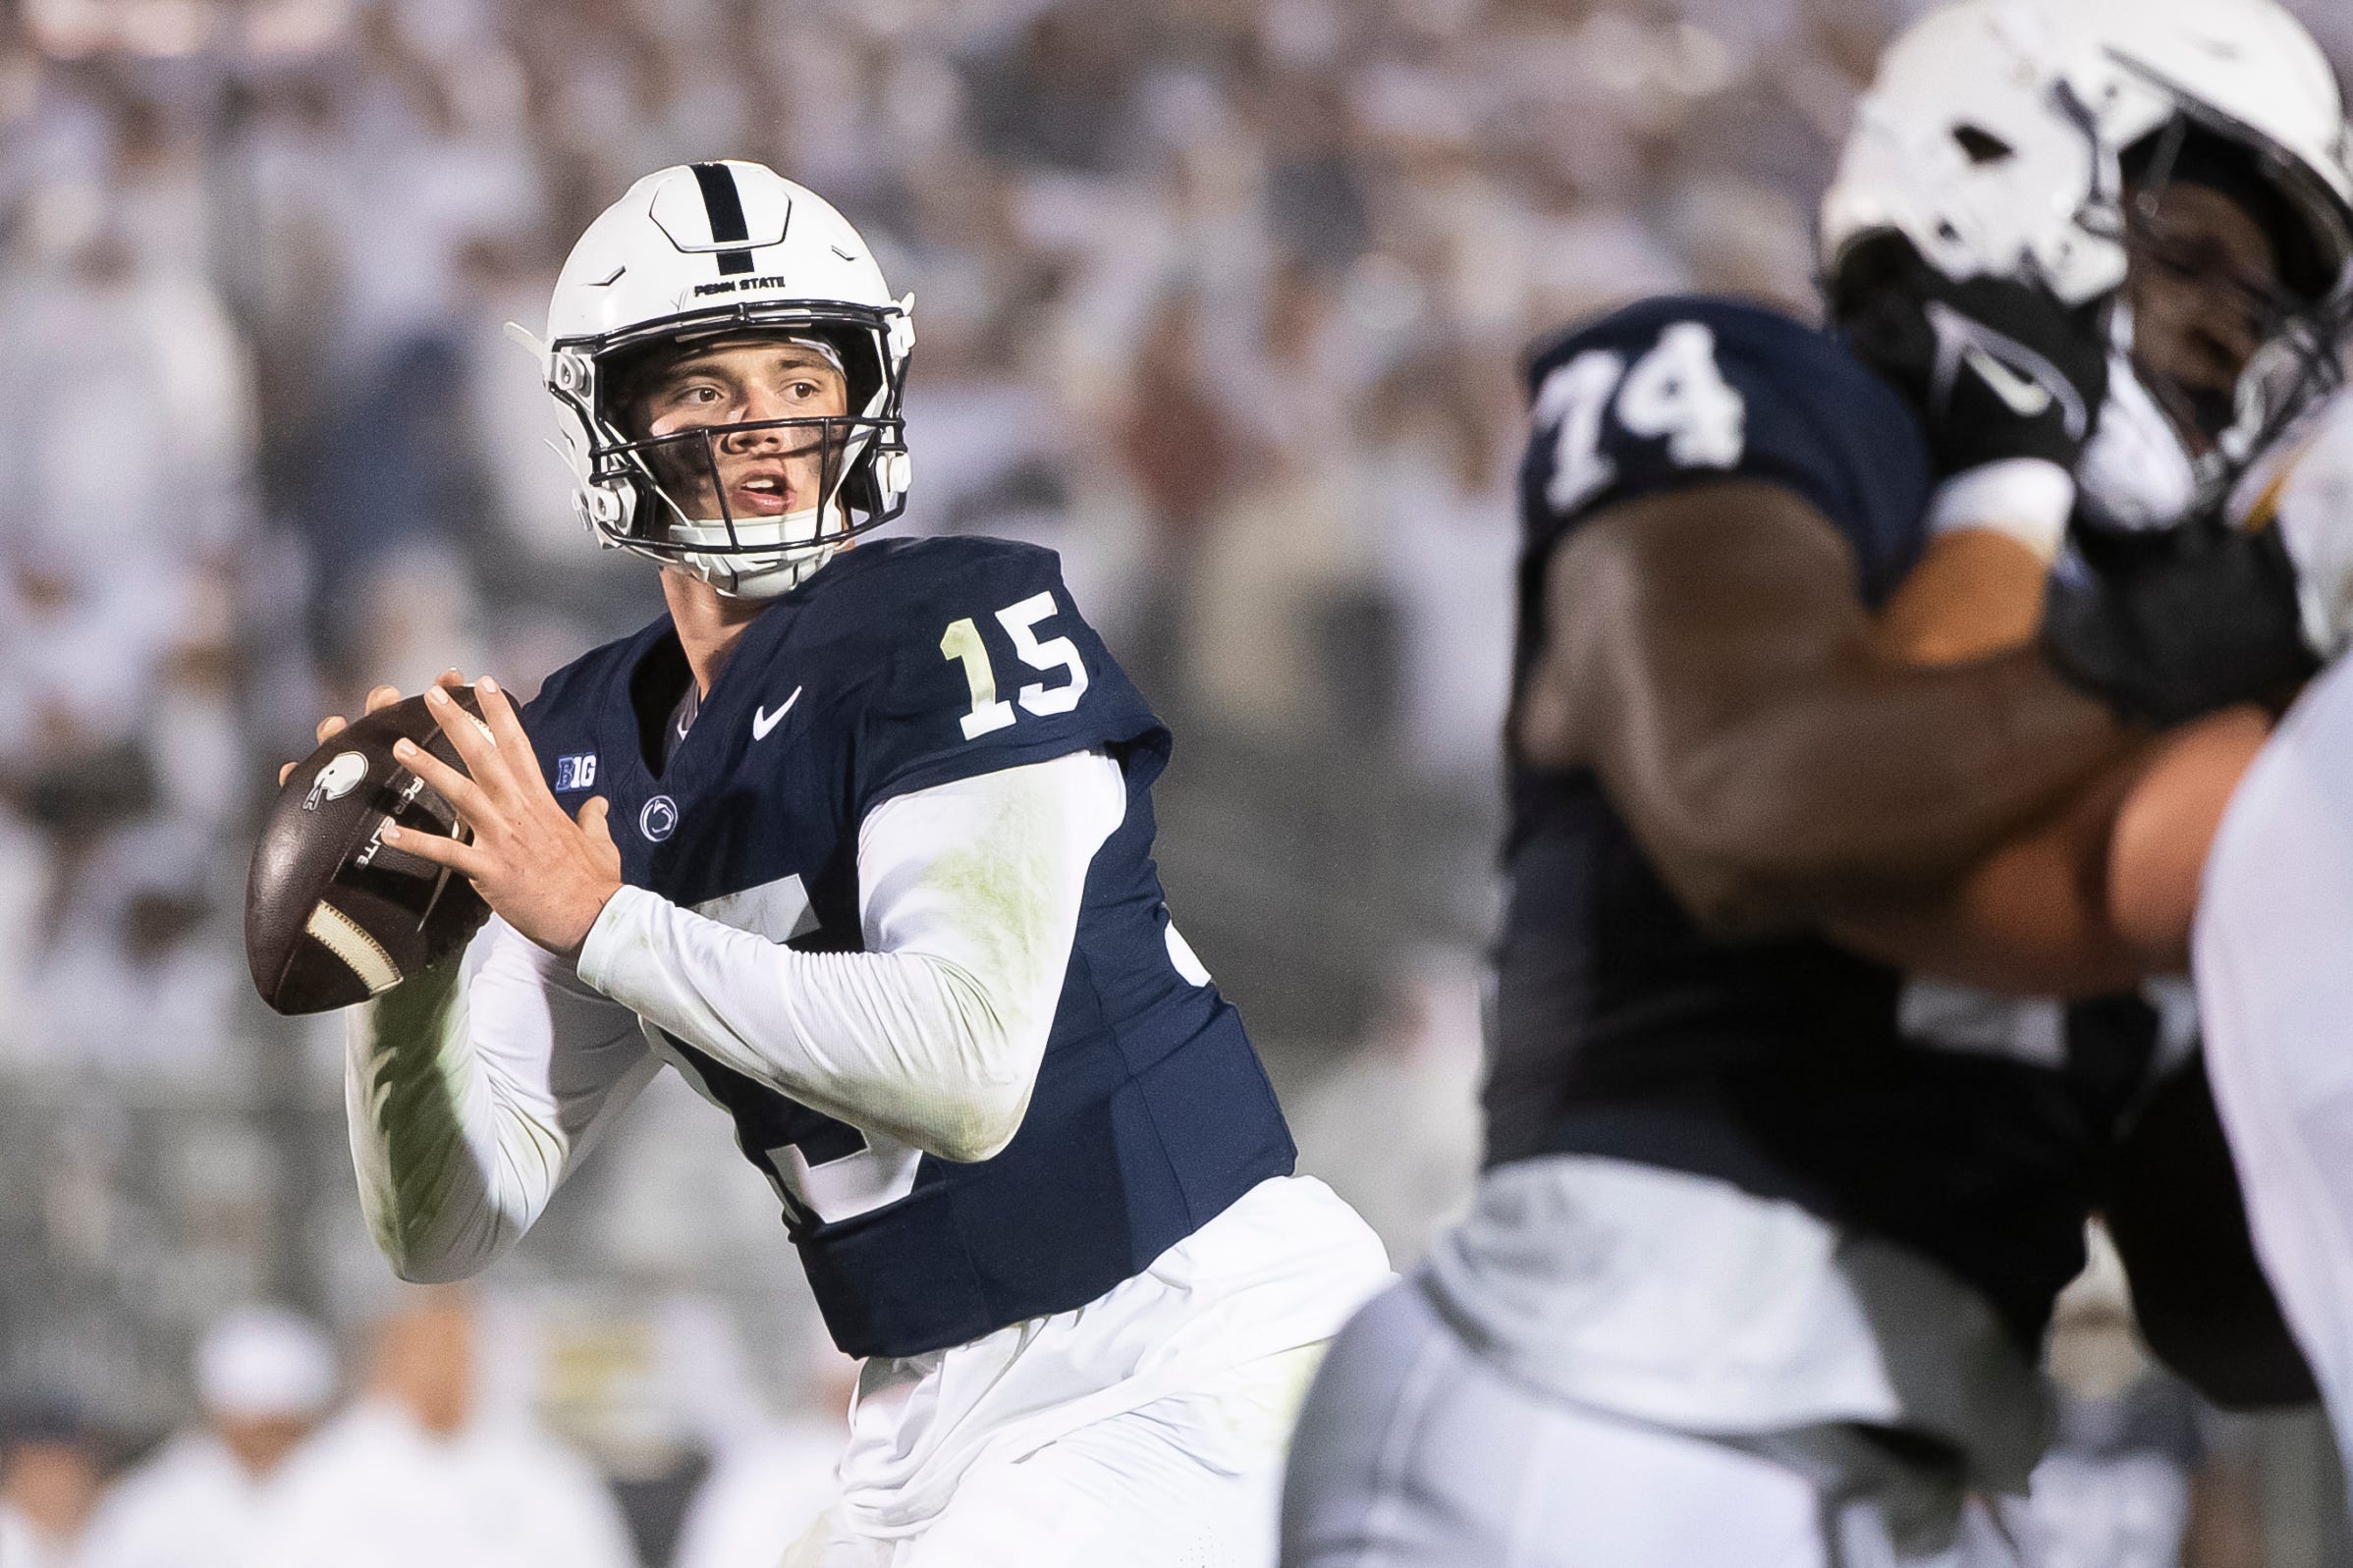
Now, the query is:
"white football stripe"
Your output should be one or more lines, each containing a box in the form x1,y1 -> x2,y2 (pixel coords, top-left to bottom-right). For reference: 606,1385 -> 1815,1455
306,902 -> 404,995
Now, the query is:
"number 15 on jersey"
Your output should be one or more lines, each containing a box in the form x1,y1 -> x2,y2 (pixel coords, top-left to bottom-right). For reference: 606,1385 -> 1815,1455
942,591 -> 1092,740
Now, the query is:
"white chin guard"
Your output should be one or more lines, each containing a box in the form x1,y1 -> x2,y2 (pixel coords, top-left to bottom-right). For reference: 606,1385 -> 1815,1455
664,500 -> 844,599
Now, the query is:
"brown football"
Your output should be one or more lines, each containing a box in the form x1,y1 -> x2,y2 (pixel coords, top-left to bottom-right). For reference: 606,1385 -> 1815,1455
246,689 -> 493,1015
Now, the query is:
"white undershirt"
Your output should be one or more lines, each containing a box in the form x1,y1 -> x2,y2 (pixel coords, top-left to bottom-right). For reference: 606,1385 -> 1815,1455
344,749 -> 1126,1283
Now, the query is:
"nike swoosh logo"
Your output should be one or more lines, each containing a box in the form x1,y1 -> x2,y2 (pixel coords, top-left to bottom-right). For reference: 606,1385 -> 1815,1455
1963,346 -> 2053,419
752,687 -> 802,740
1922,299 -> 2081,435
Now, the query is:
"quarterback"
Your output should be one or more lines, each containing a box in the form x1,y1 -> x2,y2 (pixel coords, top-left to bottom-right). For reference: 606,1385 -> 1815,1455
1284,0 -> 2353,1564
313,162 -> 1390,1566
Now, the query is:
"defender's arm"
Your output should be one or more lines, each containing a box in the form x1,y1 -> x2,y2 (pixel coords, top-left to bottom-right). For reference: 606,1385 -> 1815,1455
1828,394 -> 2343,990
1519,478 -> 2133,937
1827,706 -> 2269,991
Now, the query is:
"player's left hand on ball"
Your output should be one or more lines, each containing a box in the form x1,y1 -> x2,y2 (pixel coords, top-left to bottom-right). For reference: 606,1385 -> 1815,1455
378,676 -> 625,959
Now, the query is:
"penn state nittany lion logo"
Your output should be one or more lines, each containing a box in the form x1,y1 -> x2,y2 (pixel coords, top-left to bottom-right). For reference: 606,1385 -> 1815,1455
304,751 -> 368,811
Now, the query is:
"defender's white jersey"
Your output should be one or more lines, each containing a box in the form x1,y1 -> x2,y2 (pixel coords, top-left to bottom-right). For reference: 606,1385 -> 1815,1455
2196,651 -> 2353,1485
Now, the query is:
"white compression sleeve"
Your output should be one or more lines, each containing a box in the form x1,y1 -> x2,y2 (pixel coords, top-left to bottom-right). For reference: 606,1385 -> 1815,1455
345,914 -> 659,1281
576,749 -> 1127,1163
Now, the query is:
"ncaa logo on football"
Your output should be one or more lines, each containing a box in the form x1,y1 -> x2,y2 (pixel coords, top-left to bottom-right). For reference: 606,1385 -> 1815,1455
639,795 -> 680,842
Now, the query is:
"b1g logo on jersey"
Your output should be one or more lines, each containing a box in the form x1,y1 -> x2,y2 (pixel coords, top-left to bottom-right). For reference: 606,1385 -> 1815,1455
554,753 -> 598,791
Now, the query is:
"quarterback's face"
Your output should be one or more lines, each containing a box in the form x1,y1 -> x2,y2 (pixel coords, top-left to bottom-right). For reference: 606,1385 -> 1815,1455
2124,181 -> 2281,451
630,336 -> 851,520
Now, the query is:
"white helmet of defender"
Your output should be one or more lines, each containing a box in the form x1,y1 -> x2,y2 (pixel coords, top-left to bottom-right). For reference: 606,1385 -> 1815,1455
531,161 -> 916,598
1821,0 -> 2353,524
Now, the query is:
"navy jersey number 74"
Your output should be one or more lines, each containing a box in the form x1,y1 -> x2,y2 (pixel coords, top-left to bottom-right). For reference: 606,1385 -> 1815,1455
521,534 -> 1297,1359
1495,296 -> 2130,1355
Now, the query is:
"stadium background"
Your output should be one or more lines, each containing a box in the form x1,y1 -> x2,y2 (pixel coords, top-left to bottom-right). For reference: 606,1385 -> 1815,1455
5,0 -> 2353,1562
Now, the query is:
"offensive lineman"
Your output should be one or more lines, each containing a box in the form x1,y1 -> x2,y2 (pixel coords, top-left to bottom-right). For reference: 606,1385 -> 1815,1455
310,163 -> 1390,1567
1284,1 -> 2353,1563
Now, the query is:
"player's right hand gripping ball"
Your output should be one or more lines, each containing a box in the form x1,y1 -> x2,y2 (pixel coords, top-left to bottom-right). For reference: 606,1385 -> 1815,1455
246,689 -> 494,1014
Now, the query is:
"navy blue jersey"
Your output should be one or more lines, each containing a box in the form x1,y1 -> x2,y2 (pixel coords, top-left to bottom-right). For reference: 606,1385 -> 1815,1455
523,535 -> 1295,1358
1494,297 -> 2154,1351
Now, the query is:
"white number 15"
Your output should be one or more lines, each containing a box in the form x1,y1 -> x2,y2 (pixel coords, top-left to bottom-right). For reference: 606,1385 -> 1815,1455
941,591 -> 1090,740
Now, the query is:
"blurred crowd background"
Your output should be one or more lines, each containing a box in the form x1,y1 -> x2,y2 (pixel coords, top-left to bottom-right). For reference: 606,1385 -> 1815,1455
7,0 -> 2353,1563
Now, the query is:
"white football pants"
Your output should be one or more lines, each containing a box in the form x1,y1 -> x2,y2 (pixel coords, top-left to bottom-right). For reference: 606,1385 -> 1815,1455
2197,654 -> 2353,1502
1281,1277 -> 2027,1568
782,1342 -> 1324,1568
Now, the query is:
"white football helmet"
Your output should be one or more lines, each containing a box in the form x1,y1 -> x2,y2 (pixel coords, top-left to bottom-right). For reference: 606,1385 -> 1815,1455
535,161 -> 915,597
1821,0 -> 2353,522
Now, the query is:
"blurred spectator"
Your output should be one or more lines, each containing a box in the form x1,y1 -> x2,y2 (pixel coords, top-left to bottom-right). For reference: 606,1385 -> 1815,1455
0,807 -> 47,1039
1287,947 -> 1484,1268
0,1398 -> 102,1568
78,1305 -> 338,1568
670,1327 -> 858,1568
0,139 -> 254,1070
963,9 -> 1150,177
0,219 -> 251,748
27,820 -> 243,1077
332,542 -> 490,707
1357,345 -> 1517,783
249,1287 -> 638,1568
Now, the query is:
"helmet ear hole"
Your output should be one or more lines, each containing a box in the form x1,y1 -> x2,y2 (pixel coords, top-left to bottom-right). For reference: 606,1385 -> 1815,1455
1953,125 -> 2015,164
